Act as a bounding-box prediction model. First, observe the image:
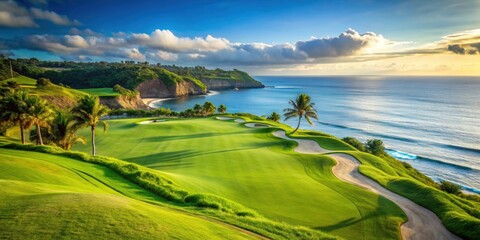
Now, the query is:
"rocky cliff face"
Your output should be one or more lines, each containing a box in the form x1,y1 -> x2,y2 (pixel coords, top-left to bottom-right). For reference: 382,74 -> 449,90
100,95 -> 149,110
200,79 -> 264,90
136,79 -> 206,98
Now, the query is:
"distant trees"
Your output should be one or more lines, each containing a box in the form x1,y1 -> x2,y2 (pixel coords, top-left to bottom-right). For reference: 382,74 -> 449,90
267,112 -> 280,122
341,137 -> 386,156
71,96 -> 109,156
283,93 -> 318,134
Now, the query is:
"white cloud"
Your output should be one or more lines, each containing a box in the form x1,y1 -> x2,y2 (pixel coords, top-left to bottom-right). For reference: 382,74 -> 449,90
30,7 -> 80,26
130,29 -> 231,53
0,1 -> 37,27
0,1 -> 80,28
64,35 -> 89,48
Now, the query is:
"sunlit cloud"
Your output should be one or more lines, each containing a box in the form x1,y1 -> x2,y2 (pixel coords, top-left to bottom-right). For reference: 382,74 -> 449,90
0,1 -> 80,28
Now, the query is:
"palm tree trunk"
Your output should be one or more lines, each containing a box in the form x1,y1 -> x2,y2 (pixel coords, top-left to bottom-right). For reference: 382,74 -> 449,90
291,115 -> 302,134
91,125 -> 96,156
20,125 -> 25,144
36,123 -> 43,145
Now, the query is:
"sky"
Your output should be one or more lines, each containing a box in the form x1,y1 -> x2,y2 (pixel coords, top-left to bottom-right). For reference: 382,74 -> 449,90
0,0 -> 479,75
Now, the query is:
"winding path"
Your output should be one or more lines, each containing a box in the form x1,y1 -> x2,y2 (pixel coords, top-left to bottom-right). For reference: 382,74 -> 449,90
271,130 -> 460,240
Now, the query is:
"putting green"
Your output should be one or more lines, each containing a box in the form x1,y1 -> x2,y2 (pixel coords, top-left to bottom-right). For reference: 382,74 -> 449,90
0,149 -> 259,240
73,117 -> 406,239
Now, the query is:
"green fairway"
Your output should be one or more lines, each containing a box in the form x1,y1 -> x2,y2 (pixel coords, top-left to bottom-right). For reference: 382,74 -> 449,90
7,75 -> 37,86
77,88 -> 120,97
73,117 -> 406,239
0,148 -> 259,240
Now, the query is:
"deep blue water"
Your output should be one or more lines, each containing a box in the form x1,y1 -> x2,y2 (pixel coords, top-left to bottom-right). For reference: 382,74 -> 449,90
153,76 -> 480,194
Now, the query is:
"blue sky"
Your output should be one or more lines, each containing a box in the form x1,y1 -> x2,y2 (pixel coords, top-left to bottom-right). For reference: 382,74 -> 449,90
1,0 -> 480,75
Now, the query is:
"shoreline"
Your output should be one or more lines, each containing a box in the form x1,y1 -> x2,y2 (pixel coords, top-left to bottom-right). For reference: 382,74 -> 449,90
142,90 -> 220,109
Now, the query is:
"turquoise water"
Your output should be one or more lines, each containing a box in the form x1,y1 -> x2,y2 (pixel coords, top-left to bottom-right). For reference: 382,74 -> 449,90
152,76 -> 480,194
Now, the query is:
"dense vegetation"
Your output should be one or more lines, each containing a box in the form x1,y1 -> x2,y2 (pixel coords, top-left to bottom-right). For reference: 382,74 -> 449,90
0,56 -> 257,91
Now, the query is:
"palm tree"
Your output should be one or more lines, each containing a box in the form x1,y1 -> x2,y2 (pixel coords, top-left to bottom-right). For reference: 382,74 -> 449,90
50,111 -> 86,150
193,104 -> 202,116
71,96 -> 109,156
0,90 -> 29,144
202,101 -> 216,116
218,104 -> 227,114
283,93 -> 318,134
267,112 -> 281,122
24,95 -> 53,145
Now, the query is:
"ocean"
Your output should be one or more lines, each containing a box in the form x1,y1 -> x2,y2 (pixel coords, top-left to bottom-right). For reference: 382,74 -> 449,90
152,76 -> 480,194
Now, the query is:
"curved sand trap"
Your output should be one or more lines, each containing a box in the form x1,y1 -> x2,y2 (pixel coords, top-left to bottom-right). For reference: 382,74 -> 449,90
138,119 -> 166,124
272,130 -> 460,240
235,119 -> 246,123
245,123 -> 271,128
216,116 -> 234,120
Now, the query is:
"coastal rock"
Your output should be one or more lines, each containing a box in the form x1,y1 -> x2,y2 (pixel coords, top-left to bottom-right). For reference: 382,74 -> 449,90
200,78 -> 264,90
136,78 -> 206,98
100,94 -> 149,110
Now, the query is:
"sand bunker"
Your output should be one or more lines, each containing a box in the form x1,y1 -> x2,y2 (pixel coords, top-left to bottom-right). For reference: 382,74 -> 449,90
216,116 -> 234,120
245,123 -> 271,128
235,119 -> 246,123
138,119 -> 166,124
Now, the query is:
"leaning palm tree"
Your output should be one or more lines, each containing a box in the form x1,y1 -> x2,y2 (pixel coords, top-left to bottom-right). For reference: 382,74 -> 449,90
283,93 -> 318,134
51,111 -> 86,150
71,96 -> 109,156
24,95 -> 53,145
0,90 -> 30,144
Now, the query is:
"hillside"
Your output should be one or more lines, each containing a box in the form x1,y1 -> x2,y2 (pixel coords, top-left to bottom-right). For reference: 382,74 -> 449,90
2,58 -> 264,99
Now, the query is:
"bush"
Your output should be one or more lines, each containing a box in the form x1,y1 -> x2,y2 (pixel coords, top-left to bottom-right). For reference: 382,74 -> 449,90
440,180 -> 462,195
365,139 -> 386,156
342,137 -> 366,152
36,78 -> 51,87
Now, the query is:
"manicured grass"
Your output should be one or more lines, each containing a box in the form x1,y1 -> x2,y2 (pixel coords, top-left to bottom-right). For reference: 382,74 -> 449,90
7,75 -> 37,86
73,117 -> 406,240
0,148 -> 259,240
77,88 -> 120,97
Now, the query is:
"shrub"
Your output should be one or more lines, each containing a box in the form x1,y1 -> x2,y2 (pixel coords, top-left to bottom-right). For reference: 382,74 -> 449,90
365,139 -> 386,156
36,78 -> 51,87
342,137 -> 366,152
440,180 -> 462,195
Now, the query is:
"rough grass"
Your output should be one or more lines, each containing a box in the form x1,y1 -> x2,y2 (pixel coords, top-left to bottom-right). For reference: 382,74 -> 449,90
77,87 -> 120,97
72,117 -> 405,240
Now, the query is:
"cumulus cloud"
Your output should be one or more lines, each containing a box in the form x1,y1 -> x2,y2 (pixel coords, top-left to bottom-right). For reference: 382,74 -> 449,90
129,29 -> 231,53
0,1 -> 80,28
31,7 -> 81,26
0,28 -> 408,65
296,29 -> 386,58
0,1 -> 37,27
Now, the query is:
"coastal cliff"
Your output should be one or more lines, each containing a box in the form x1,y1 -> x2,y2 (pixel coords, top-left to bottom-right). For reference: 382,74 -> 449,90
136,78 -> 206,98
200,78 -> 264,90
100,95 -> 149,109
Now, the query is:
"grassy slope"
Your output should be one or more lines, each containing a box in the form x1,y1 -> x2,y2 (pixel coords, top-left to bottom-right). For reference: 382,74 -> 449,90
73,117 -> 405,240
77,88 -> 120,97
8,75 -> 88,108
0,148 -> 258,240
